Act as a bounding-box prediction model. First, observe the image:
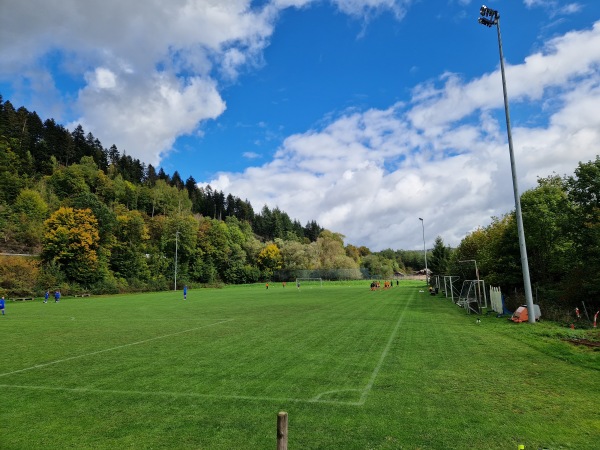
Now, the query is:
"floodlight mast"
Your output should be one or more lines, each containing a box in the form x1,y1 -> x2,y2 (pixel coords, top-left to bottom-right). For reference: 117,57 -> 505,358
174,231 -> 180,291
478,5 -> 535,323
419,218 -> 428,285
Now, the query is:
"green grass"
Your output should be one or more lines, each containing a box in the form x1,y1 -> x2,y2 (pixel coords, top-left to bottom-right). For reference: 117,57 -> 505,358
1,281 -> 599,449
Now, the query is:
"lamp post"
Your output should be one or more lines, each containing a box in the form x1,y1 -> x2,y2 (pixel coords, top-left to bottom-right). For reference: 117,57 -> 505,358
419,218 -> 428,285
478,5 -> 535,323
174,231 -> 180,291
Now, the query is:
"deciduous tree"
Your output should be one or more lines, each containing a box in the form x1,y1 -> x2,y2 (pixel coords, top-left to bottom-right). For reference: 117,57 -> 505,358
42,207 -> 101,284
257,243 -> 283,276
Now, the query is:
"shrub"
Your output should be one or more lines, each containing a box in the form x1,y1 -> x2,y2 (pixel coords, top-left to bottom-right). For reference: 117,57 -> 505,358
0,255 -> 40,296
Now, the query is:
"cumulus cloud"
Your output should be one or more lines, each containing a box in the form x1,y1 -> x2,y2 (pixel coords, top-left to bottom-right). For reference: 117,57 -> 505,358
208,20 -> 600,250
208,103 -> 503,250
74,73 -> 226,164
524,0 -> 583,17
2,0 -> 599,251
0,0 -> 279,164
330,0 -> 413,20
0,0 -> 407,166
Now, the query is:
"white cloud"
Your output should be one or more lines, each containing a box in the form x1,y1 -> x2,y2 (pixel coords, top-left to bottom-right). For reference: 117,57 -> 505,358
331,0 -> 413,19
559,3 -> 583,14
408,20 -> 600,130
86,67 -> 117,90
2,1 -> 599,252
0,0 -> 278,164
208,103 -> 505,250
524,0 -> 556,7
524,0 -> 583,17
0,0 -> 408,166
73,73 -> 226,165
208,20 -> 600,250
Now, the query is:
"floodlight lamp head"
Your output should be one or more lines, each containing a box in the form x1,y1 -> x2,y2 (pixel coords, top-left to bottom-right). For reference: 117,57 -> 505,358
479,5 -> 499,20
478,17 -> 495,27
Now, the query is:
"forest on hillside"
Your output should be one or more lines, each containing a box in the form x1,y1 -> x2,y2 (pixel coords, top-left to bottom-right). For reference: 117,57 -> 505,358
0,96 -> 426,296
2,95 -> 598,320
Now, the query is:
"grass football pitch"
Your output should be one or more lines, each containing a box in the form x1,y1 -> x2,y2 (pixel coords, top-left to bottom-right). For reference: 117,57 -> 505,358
1,281 -> 599,449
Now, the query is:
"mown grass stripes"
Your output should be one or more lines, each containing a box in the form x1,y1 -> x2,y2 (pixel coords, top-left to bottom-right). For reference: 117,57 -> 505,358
1,282 -> 598,449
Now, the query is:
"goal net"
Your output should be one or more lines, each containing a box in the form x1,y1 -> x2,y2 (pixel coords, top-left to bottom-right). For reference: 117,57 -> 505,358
443,276 -> 461,302
295,278 -> 323,287
457,280 -> 487,314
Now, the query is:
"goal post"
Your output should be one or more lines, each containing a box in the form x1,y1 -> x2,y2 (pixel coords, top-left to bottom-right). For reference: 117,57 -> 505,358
457,279 -> 487,314
295,278 -> 323,287
443,276 -> 461,302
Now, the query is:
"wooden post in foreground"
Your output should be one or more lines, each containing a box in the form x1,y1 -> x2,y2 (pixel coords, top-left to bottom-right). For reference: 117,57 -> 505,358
277,411 -> 288,450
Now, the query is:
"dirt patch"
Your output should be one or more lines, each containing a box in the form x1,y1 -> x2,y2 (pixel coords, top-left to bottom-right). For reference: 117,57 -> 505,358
566,338 -> 600,348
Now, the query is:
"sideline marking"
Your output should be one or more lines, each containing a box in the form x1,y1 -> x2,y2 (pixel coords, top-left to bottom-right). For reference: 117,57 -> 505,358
0,319 -> 234,378
3,298 -> 410,407
309,295 -> 412,406
357,298 -> 410,405
3,291 -> 413,406
311,388 -> 363,404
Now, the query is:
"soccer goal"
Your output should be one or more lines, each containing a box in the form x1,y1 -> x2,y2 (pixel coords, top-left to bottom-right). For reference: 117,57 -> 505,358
443,276 -> 461,302
295,278 -> 323,287
457,280 -> 487,314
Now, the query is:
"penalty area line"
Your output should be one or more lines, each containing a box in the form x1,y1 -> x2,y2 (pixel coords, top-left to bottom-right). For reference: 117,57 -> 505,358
0,384 -> 362,406
0,319 -> 235,378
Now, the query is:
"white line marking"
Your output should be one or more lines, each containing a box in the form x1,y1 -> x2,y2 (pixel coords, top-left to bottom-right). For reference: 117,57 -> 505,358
3,296 -> 411,407
0,384 -> 361,406
357,299 -> 411,405
0,319 -> 234,378
309,297 -> 412,406
311,388 -> 362,402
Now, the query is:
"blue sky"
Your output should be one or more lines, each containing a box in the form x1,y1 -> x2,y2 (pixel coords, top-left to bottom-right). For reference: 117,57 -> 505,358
1,0 -> 600,251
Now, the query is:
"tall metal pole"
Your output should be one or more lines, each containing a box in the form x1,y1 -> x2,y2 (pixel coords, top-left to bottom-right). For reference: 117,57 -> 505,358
480,7 -> 535,323
419,218 -> 428,285
174,231 -> 179,291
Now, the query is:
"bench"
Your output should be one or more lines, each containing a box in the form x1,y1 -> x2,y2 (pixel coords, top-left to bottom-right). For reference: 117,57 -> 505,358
10,297 -> 34,302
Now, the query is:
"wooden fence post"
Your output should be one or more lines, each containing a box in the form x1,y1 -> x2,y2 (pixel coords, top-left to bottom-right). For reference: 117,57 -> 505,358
277,411 -> 288,450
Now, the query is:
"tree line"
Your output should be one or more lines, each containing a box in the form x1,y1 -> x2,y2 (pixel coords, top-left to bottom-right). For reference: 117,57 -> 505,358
424,159 -> 600,319
1,96 -> 406,296
2,95 -> 597,319
0,95 -> 321,241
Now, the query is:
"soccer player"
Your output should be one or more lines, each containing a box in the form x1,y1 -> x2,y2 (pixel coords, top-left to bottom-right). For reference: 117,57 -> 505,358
54,290 -> 60,303
0,296 -> 5,315
44,290 -> 49,303
183,285 -> 187,300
